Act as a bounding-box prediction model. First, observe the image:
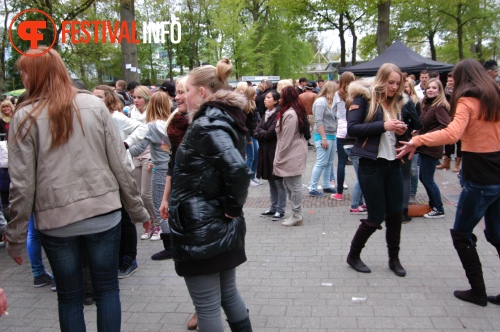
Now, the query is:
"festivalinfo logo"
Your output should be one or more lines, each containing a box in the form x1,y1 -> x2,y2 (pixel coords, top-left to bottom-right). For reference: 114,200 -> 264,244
9,8 -> 181,57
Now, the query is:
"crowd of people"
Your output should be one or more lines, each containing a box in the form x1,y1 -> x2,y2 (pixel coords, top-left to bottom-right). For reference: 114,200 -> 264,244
0,47 -> 499,332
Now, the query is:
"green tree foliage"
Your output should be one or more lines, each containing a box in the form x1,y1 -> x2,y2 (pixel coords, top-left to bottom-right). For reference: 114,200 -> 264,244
3,0 -> 500,90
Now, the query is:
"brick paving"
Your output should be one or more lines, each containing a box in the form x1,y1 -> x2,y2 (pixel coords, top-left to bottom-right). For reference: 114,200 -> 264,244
1,149 -> 499,331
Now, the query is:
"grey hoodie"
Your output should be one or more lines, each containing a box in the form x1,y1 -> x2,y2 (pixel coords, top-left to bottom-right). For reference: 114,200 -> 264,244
129,120 -> 171,169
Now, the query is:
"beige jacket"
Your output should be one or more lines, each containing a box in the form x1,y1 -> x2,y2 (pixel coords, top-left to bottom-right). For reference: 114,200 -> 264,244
6,91 -> 148,258
273,108 -> 308,177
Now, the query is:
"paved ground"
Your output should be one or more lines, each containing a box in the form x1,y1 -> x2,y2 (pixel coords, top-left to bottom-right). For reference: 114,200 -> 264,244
1,149 -> 499,331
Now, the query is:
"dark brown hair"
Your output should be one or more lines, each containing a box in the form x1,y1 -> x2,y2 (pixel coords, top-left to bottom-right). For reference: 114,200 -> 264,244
451,59 -> 500,122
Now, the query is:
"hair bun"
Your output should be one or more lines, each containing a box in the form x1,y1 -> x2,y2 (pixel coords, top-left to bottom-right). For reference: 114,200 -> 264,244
216,58 -> 232,83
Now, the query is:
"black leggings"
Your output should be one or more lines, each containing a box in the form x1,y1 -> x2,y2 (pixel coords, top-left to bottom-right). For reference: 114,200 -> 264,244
444,140 -> 462,158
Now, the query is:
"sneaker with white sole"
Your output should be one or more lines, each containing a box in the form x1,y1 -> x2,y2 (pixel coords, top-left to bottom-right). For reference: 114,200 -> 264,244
350,206 -> 367,215
260,210 -> 276,217
249,180 -> 260,187
118,256 -> 138,279
343,184 -> 348,189
271,212 -> 285,221
424,207 -> 445,219
150,226 -> 162,241
34,272 -> 53,288
331,193 -> 343,201
141,227 -> 153,240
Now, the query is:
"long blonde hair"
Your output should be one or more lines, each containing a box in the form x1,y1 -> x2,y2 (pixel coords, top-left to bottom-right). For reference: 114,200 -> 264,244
425,78 -> 450,110
235,82 -> 247,94
316,81 -> 337,108
237,85 -> 256,114
365,63 -> 405,123
405,78 -> 420,105
146,92 -> 171,122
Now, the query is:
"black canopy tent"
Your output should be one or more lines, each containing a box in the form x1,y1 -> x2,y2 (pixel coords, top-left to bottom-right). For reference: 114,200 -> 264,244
339,40 -> 454,76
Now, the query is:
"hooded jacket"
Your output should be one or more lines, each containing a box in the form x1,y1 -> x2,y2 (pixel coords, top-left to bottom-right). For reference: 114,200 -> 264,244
168,90 -> 250,276
346,81 -> 405,160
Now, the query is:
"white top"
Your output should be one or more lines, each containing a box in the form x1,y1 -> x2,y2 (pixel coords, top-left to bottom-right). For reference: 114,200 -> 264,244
333,92 -> 347,138
377,109 -> 397,160
414,83 -> 425,100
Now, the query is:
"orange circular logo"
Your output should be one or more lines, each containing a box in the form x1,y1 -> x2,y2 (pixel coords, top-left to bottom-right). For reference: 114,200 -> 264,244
9,9 -> 57,57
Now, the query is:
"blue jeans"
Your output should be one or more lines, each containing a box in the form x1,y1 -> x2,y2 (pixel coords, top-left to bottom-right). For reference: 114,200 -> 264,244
419,154 -> 444,212
184,268 -> 248,332
40,223 -> 122,332
401,155 -> 412,210
410,154 -> 420,196
453,181 -> 500,244
245,138 -> 259,179
27,215 -> 47,278
345,147 -> 364,208
358,158 -> 403,223
336,138 -> 348,195
309,139 -> 335,191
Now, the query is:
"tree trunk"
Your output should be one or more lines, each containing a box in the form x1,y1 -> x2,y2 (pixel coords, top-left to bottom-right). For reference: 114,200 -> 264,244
339,13 -> 346,67
120,0 -> 139,82
457,21 -> 464,60
376,0 -> 391,55
0,0 -> 9,94
345,12 -> 358,65
428,33 -> 436,60
456,4 -> 464,60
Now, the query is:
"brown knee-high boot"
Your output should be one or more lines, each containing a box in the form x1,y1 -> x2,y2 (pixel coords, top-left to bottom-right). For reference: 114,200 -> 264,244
436,156 -> 451,170
453,157 -> 462,172
485,232 -> 500,305
385,213 -> 406,277
450,229 -> 487,306
347,220 -> 382,273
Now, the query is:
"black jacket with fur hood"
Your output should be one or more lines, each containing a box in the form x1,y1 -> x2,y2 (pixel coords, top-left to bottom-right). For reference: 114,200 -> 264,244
169,90 -> 251,277
346,81 -> 405,160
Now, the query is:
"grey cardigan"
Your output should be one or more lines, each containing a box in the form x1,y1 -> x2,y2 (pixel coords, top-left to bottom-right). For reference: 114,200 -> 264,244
312,97 -> 338,136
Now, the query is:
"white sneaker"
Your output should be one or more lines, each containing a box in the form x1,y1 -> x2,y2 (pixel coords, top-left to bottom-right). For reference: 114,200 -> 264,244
343,184 -> 348,189
141,227 -> 153,240
150,226 -> 162,241
249,180 -> 259,187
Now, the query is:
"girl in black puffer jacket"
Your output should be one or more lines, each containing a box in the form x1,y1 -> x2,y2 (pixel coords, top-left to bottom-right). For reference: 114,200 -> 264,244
168,58 -> 253,332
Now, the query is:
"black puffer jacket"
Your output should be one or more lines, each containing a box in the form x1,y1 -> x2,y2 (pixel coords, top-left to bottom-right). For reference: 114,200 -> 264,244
169,90 -> 251,277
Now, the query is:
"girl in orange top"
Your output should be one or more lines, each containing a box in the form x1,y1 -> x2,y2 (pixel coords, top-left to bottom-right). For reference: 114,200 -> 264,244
397,59 -> 500,307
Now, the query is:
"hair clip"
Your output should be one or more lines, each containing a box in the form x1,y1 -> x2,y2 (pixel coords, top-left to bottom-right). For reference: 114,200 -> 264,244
210,78 -> 215,88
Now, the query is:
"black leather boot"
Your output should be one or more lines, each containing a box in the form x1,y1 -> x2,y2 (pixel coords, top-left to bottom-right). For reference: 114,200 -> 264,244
402,208 -> 411,224
484,232 -> 500,305
450,229 -> 487,306
386,213 -> 406,277
227,310 -> 252,332
151,233 -> 173,260
347,220 -> 382,273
